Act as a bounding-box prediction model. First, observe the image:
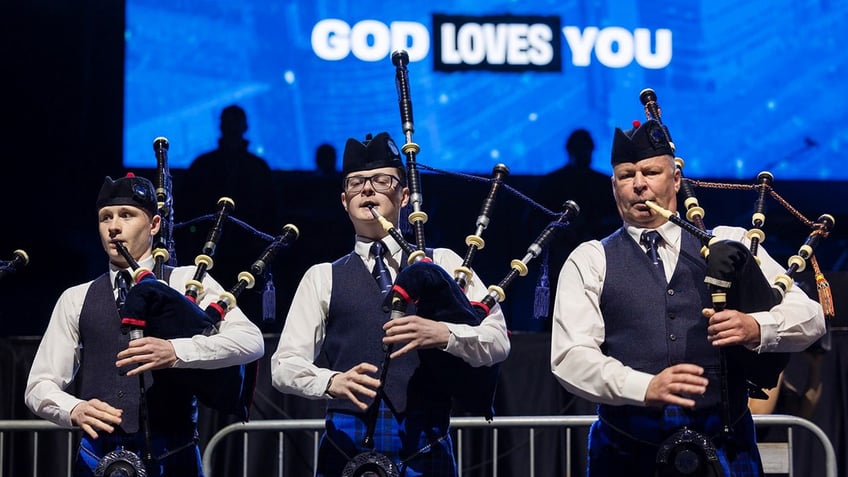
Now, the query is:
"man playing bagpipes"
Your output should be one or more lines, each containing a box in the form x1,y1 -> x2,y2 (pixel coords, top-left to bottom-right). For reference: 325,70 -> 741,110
25,174 -> 264,476
271,132 -> 510,477
550,120 -> 825,476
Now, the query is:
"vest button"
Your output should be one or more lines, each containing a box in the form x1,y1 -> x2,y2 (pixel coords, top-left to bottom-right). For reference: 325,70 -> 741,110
668,313 -> 676,320
669,334 -> 677,341
667,289 -> 675,296
117,390 -> 125,398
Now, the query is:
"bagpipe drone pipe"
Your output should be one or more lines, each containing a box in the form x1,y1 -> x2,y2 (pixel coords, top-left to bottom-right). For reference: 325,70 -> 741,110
151,137 -> 176,279
342,50 -> 583,477
0,249 -> 29,282
117,138 -> 300,421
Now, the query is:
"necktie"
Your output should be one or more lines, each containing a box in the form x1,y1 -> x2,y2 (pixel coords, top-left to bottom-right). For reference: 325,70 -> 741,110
370,241 -> 393,296
641,230 -> 664,275
115,270 -> 132,310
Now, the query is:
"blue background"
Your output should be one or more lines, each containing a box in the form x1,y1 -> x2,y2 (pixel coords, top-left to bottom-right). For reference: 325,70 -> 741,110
124,0 -> 848,180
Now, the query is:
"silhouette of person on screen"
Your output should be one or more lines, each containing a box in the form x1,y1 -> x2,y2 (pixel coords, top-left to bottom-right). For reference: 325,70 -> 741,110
180,105 -> 279,326
183,105 -> 276,226
314,143 -> 339,178
534,129 -> 619,325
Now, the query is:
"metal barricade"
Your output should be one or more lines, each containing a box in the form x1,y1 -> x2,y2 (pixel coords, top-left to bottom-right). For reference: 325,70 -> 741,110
201,414 -> 837,477
1,415 -> 836,476
0,420 -> 74,477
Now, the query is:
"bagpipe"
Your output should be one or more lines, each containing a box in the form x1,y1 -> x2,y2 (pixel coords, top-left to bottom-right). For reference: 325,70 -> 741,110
636,88 -> 835,476
117,222 -> 299,421
113,227 -> 303,477
0,249 -> 29,282
638,88 -> 835,390
342,50 -> 581,477
116,138 -> 300,422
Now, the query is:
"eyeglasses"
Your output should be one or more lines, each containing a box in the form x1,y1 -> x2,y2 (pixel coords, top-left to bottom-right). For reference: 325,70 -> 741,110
343,173 -> 401,194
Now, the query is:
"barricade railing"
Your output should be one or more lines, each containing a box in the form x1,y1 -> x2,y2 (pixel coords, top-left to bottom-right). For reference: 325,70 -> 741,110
0,415 -> 835,477
200,414 -> 837,477
0,420 -> 74,477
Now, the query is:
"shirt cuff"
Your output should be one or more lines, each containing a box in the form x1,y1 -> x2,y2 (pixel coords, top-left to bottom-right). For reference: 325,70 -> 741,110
323,372 -> 339,399
169,338 -> 195,364
442,323 -> 469,352
60,396 -> 86,427
750,311 -> 779,352
623,370 -> 655,406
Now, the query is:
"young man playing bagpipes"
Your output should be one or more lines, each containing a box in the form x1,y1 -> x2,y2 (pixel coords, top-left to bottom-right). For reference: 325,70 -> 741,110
26,174 -> 264,476
271,132 -> 510,477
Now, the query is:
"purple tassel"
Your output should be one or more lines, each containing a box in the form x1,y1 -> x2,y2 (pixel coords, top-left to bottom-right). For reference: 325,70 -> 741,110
262,272 -> 276,323
534,248 -> 550,320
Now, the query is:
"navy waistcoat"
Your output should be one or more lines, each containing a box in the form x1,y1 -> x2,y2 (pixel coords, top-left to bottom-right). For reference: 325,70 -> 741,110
324,251 -> 451,415
599,228 -> 745,411
78,268 -> 197,436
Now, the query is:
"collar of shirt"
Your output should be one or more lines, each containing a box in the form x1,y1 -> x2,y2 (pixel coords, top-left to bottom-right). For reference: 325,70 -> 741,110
625,219 -> 682,255
108,255 -> 155,289
354,235 -> 403,273
625,220 -> 682,281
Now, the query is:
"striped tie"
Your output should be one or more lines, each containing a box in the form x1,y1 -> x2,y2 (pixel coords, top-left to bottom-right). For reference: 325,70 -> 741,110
115,270 -> 132,310
641,230 -> 664,276
370,241 -> 392,296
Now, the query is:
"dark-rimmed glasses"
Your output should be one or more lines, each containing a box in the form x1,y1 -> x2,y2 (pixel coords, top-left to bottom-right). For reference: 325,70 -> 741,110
343,173 -> 401,194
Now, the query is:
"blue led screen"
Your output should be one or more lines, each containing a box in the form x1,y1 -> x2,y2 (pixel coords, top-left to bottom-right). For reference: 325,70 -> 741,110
124,0 -> 848,180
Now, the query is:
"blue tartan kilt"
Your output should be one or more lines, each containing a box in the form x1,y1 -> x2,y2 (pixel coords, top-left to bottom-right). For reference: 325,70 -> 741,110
317,404 -> 457,477
588,405 -> 763,477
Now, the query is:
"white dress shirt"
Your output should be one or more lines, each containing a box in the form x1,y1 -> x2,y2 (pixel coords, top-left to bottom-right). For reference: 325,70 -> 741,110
25,256 -> 265,427
550,222 -> 826,406
271,235 -> 511,399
